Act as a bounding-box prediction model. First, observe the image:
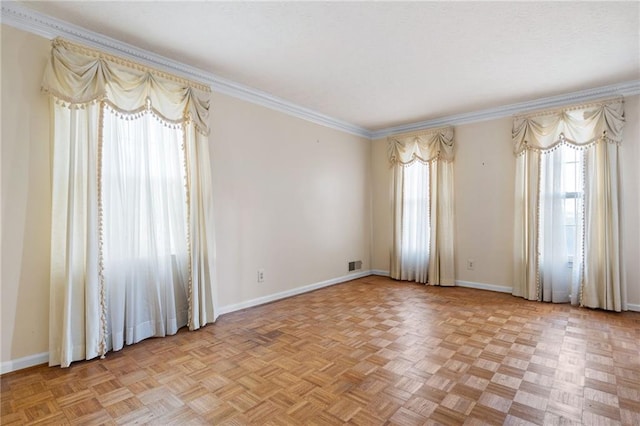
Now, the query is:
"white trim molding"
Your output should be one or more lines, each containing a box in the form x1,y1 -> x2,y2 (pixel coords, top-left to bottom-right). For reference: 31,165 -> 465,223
2,275 -> 637,374
0,1 -> 371,139
370,80 -> 640,139
0,352 -> 48,375
455,280 -> 513,294
369,273 -> 514,294
217,270 -> 372,316
0,271 -> 370,374
3,1 -> 639,141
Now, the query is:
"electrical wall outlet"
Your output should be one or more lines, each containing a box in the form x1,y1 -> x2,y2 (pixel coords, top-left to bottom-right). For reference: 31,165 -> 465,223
257,269 -> 265,282
467,259 -> 475,270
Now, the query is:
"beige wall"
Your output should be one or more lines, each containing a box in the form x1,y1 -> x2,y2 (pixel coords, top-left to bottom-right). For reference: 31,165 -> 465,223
1,25 -> 372,365
620,95 -> 640,307
1,26 -> 52,364
370,138 -> 392,271
453,118 -> 515,288
371,96 -> 640,308
210,93 -> 371,308
370,117 -> 515,289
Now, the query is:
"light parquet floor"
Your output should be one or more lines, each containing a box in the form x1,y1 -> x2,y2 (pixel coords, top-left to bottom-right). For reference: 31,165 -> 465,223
2,275 -> 639,425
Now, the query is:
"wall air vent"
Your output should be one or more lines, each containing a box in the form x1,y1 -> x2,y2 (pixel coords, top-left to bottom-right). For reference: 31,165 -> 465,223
348,260 -> 362,272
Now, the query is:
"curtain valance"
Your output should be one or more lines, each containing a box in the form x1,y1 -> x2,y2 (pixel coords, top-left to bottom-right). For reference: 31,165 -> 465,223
512,99 -> 624,155
41,38 -> 211,133
388,127 -> 454,164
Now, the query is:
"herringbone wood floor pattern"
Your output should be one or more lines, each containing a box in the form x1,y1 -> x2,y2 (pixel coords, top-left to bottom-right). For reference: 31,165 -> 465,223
2,276 -> 639,425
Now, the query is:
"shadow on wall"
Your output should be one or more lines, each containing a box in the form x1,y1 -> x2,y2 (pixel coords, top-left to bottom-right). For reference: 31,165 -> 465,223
1,30 -> 52,362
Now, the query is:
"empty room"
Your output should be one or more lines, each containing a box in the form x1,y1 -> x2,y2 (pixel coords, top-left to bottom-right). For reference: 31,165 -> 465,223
1,1 -> 639,425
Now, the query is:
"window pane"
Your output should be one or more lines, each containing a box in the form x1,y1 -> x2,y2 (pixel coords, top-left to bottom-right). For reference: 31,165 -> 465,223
540,145 -> 584,266
565,225 -> 576,260
399,161 -> 430,272
563,162 -> 576,193
564,198 -> 576,226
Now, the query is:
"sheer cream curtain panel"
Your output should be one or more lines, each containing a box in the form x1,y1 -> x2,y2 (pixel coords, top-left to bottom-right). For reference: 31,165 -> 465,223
512,99 -> 626,311
388,127 -> 455,286
43,38 -> 217,367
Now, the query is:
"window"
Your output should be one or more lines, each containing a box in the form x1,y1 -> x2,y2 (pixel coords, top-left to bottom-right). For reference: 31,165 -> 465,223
102,105 -> 189,260
101,105 -> 191,350
561,147 -> 583,266
539,144 -> 584,269
397,161 -> 430,280
537,143 -> 585,302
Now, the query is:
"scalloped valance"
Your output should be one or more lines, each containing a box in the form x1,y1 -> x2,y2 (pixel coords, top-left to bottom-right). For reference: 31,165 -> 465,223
388,127 -> 454,164
41,38 -> 211,134
512,99 -> 624,155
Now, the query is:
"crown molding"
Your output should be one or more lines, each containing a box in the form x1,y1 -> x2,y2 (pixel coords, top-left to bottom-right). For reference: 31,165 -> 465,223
0,1 -> 373,139
209,75 -> 373,138
370,80 -> 640,139
2,1 -> 638,141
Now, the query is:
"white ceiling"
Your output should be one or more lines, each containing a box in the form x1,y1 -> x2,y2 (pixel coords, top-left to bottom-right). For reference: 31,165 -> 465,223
19,1 -> 640,131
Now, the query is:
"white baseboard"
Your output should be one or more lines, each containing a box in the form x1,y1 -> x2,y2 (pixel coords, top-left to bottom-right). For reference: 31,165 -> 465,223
3,274 -> 637,374
0,352 -> 48,375
2,271 -> 371,374
455,280 -> 513,294
217,270 -> 372,316
368,272 -> 513,294
0,270 -> 372,374
627,303 -> 640,312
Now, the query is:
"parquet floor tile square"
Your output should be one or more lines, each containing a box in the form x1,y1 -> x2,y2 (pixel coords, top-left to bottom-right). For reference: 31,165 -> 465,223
2,276 -> 639,425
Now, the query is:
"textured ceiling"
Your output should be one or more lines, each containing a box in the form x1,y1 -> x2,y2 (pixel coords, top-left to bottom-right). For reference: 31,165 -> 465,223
21,1 -> 640,131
